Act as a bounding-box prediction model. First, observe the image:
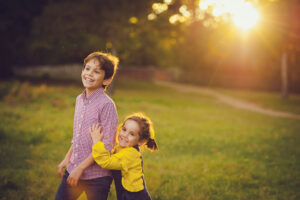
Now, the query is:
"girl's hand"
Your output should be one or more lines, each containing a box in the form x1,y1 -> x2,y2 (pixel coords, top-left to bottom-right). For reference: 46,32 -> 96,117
90,124 -> 104,144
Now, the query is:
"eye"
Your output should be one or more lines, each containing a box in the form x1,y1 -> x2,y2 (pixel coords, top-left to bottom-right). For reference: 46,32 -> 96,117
130,133 -> 134,136
95,71 -> 100,74
122,127 -> 126,131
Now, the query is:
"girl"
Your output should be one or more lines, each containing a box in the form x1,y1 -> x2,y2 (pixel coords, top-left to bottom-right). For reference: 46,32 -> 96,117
90,113 -> 158,200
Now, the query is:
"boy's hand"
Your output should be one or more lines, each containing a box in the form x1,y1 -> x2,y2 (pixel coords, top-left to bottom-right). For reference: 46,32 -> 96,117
57,159 -> 69,178
67,166 -> 83,187
90,124 -> 104,144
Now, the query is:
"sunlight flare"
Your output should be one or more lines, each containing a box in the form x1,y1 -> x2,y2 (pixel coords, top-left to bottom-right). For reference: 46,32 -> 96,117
179,5 -> 191,18
169,14 -> 187,24
129,17 -> 138,24
152,3 -> 168,14
148,13 -> 157,20
232,2 -> 260,30
198,0 -> 260,30
164,0 -> 173,5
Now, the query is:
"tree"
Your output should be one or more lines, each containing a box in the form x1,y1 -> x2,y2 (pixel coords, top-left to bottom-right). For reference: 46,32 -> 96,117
27,0 -> 158,65
0,0 -> 48,78
151,0 -> 300,92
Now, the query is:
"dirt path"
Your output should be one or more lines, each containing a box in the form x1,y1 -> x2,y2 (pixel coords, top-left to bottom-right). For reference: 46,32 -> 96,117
155,80 -> 300,120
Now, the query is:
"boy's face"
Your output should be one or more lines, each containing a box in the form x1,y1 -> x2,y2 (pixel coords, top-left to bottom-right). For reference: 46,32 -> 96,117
81,58 -> 110,95
118,119 -> 141,148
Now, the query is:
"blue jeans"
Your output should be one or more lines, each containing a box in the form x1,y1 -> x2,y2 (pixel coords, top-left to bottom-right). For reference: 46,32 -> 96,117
55,171 -> 112,200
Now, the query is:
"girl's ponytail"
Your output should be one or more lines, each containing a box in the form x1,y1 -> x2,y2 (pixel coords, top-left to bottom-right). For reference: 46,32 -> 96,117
146,138 -> 158,151
125,112 -> 158,152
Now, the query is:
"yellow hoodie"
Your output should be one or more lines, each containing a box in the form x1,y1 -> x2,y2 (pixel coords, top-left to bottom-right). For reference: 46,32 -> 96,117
92,141 -> 144,192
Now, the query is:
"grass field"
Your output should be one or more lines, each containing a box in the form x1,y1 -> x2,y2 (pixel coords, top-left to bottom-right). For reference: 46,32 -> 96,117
0,79 -> 299,200
214,87 -> 300,115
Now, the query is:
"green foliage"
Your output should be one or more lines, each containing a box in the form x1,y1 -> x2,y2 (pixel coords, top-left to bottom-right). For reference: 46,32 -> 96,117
4,0 -> 300,91
0,79 -> 299,199
27,0 -> 162,65
0,0 -> 49,77
3,0 -> 300,92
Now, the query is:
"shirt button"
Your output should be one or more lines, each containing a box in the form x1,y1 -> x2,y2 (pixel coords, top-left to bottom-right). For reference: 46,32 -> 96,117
79,124 -> 81,128
76,144 -> 78,147
75,153 -> 78,157
81,115 -> 83,118
74,164 -> 77,167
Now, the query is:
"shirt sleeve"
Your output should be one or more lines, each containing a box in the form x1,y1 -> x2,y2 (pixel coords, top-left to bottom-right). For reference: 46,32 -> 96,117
99,101 -> 118,152
92,141 -> 124,171
71,96 -> 80,144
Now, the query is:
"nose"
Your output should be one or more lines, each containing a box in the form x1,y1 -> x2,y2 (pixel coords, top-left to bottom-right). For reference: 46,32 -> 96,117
122,132 -> 128,138
86,70 -> 92,75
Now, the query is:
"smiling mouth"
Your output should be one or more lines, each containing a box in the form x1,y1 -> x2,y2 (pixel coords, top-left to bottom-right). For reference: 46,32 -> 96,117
84,77 -> 94,83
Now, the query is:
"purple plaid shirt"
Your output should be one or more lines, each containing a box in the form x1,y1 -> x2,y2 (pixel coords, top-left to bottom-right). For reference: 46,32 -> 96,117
67,87 -> 118,180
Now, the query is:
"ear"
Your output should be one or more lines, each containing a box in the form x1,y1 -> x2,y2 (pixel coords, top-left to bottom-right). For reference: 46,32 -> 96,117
103,77 -> 113,86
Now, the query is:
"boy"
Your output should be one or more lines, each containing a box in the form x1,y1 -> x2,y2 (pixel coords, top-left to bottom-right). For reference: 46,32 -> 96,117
55,52 -> 119,200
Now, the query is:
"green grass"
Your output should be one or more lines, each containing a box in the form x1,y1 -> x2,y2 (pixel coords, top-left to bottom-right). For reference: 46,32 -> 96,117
0,79 -> 299,200
213,87 -> 300,115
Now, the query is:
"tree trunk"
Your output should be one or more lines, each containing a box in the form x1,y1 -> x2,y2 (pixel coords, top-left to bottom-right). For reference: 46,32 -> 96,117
281,52 -> 288,99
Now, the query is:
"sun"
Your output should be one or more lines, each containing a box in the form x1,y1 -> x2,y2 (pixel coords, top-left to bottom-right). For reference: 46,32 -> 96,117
199,0 -> 260,30
231,2 -> 260,30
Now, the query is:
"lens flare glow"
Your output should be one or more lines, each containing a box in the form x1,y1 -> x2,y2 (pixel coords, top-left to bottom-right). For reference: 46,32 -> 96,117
198,0 -> 260,30
148,13 -> 157,21
232,2 -> 259,30
199,1 -> 209,10
164,0 -> 173,5
179,5 -> 191,18
169,14 -> 187,24
129,17 -> 138,24
212,5 -> 226,17
152,3 -> 168,14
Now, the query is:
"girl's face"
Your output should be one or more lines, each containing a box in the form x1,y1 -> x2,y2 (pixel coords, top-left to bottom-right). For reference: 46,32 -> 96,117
118,119 -> 141,148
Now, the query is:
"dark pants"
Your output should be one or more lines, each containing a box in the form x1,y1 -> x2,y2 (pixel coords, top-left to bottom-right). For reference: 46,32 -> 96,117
55,171 -> 112,200
112,170 -> 151,200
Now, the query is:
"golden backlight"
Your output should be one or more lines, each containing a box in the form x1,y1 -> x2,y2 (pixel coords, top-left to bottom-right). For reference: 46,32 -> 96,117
200,0 -> 260,30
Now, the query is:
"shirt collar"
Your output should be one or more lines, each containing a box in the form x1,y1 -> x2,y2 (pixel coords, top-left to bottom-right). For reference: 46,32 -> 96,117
81,87 -> 104,103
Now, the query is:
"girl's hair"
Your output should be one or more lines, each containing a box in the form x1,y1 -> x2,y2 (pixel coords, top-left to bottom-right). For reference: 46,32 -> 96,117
122,113 -> 158,151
